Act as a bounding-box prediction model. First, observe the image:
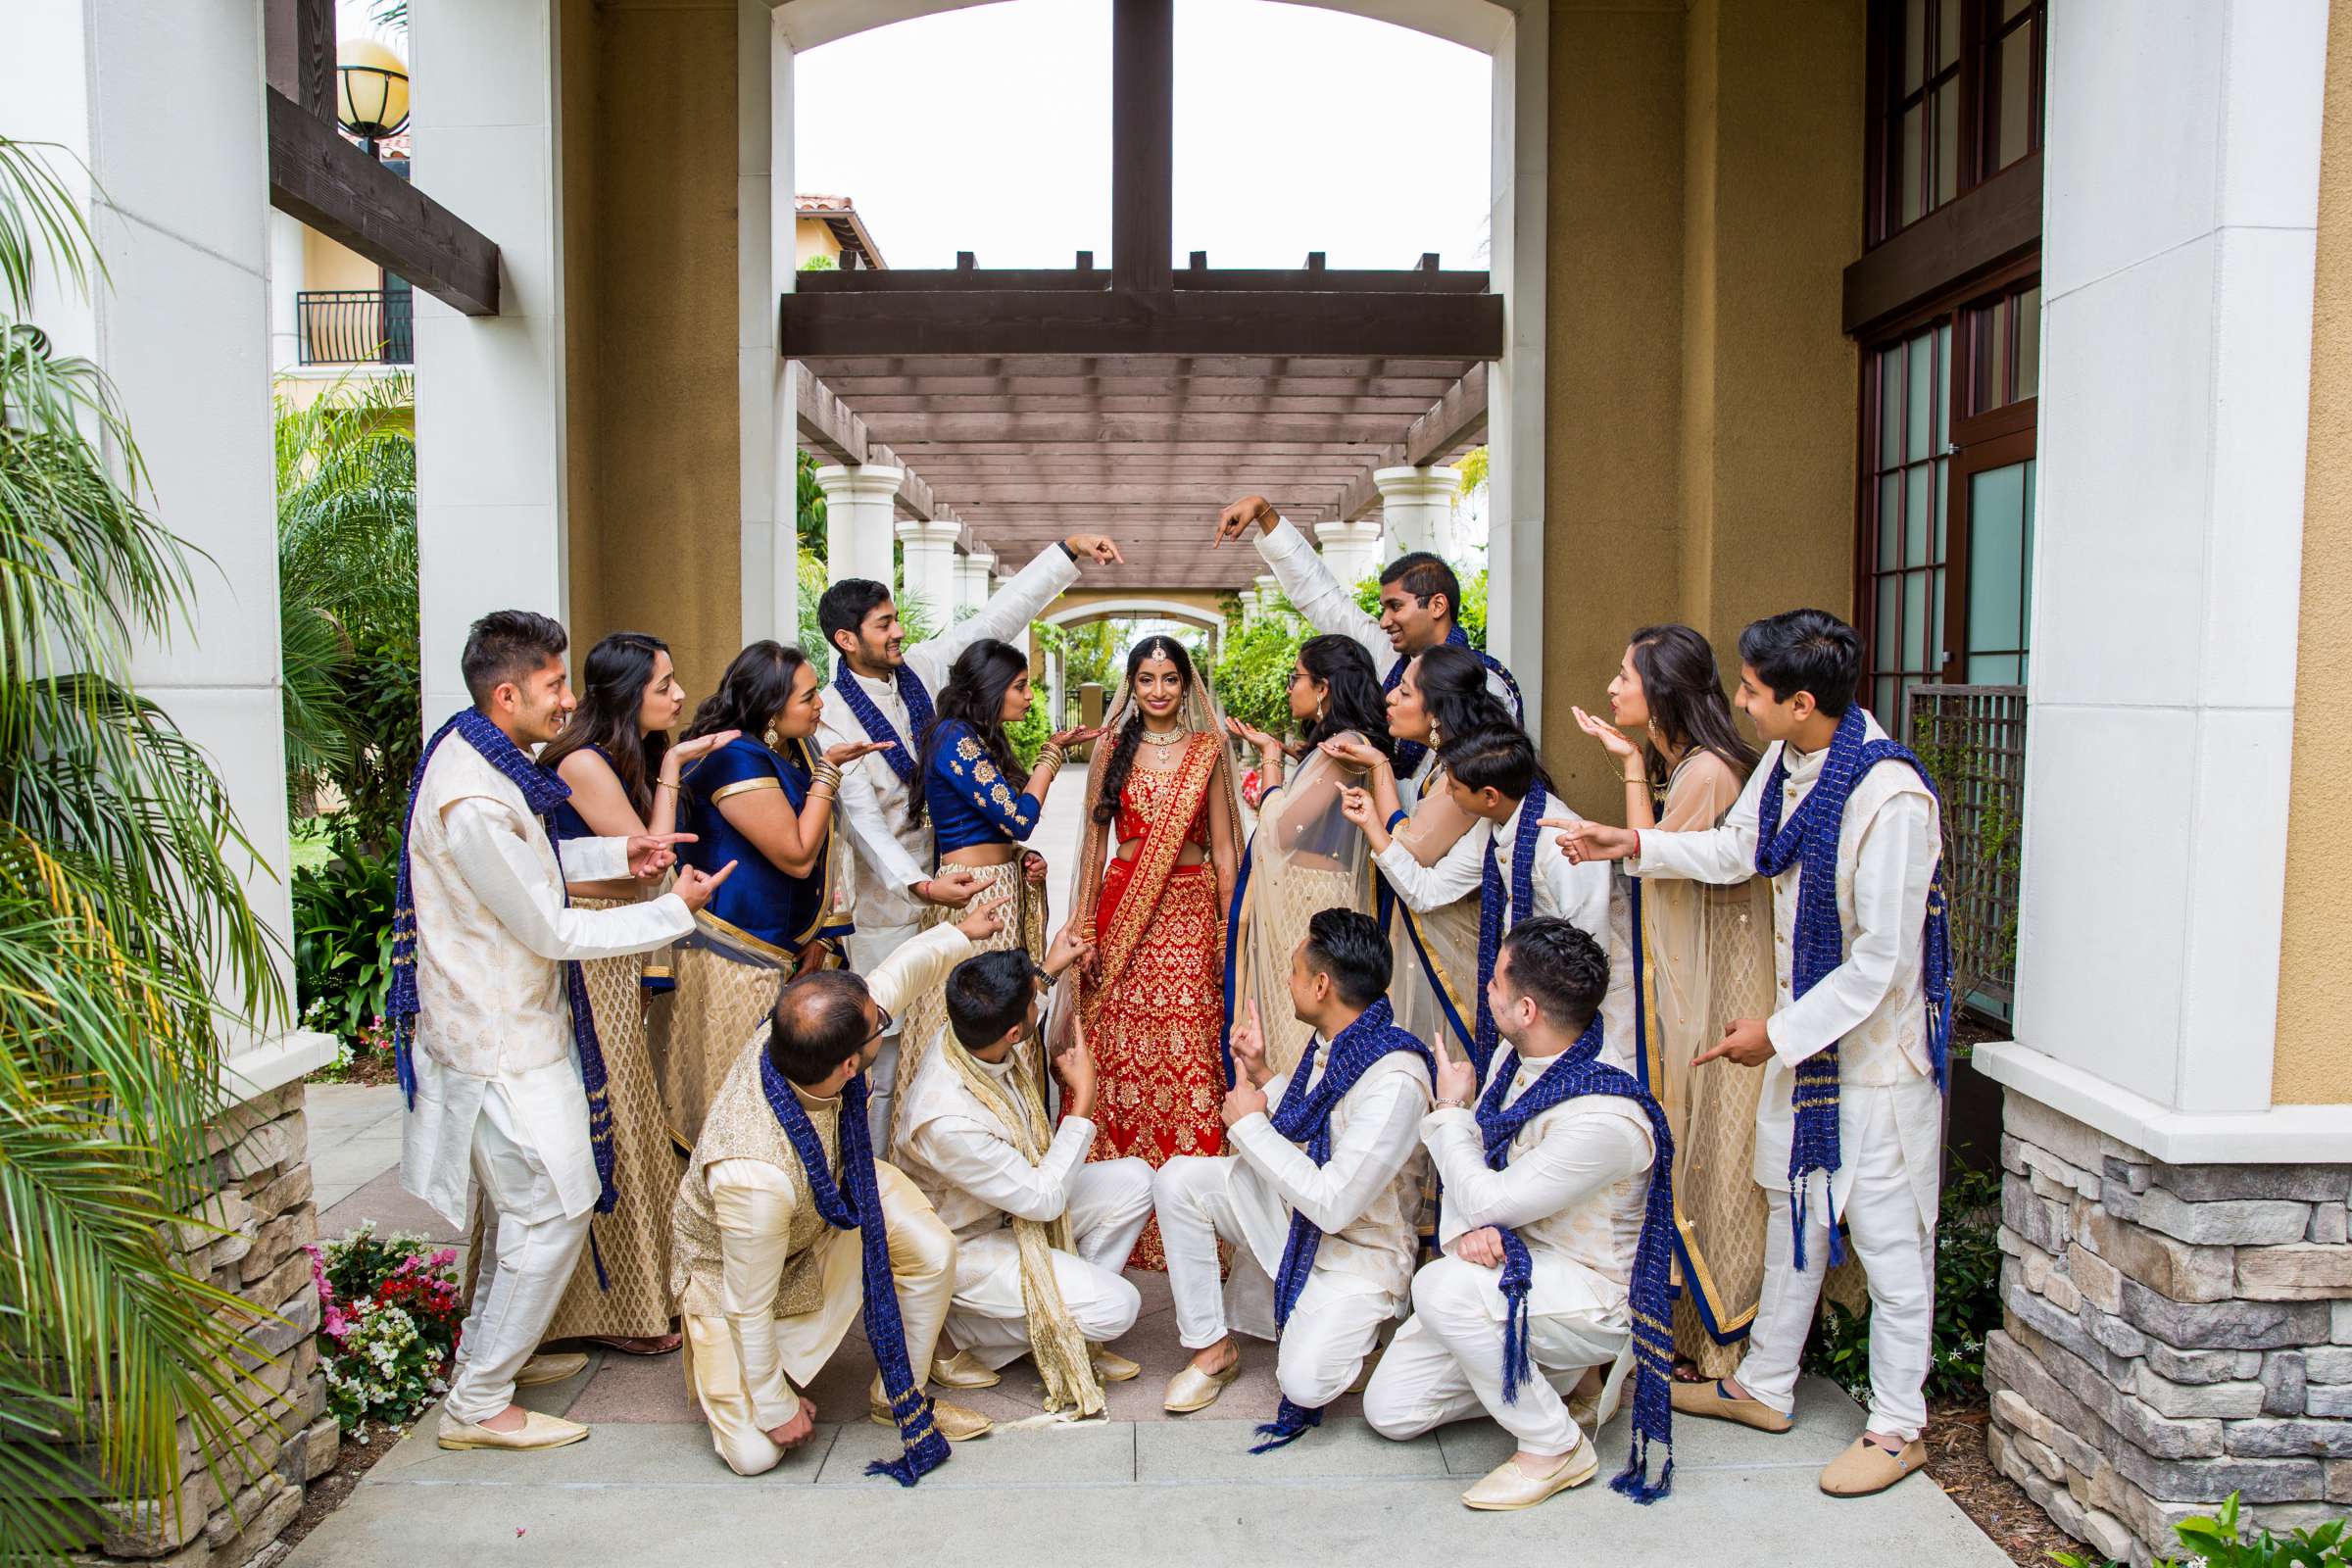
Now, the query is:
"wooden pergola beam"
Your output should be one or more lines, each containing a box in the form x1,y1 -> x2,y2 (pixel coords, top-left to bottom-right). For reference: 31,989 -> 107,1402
264,0 -> 336,117
790,364 -> 960,524
1333,363 -> 1490,520
266,90 -> 501,317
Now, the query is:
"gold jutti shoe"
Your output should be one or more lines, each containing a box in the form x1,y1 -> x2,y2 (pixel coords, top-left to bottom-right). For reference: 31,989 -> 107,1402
514,1350 -> 590,1388
437,1410 -> 590,1451
1669,1378 -> 1792,1433
929,1348 -> 1002,1390
1819,1435 -> 1927,1496
1091,1346 -> 1142,1384
868,1375 -> 994,1442
1460,1443 -> 1599,1511
1161,1356 -> 1241,1413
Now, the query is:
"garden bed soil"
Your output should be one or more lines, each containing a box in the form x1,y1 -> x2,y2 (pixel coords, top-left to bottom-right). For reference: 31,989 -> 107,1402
308,1045 -> 400,1089
275,1419 -> 407,1560
1923,1396 -> 2082,1568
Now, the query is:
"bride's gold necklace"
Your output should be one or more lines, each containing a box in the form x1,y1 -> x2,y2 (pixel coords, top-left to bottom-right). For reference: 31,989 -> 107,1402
1138,721 -> 1190,752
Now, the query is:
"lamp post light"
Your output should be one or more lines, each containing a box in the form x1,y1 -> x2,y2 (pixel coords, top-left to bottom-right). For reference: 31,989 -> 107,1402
336,38 -> 411,160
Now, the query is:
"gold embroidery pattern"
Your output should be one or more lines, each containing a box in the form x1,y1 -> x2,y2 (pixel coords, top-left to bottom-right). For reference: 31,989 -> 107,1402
956,735 -> 984,760
973,759 -> 999,785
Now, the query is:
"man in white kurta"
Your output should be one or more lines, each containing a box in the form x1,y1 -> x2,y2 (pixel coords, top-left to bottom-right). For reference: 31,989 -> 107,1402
668,918 -> 1000,1477
1363,919 -> 1655,1511
401,613 -> 715,1452
893,930 -> 1153,1394
1560,612 -> 1941,1496
1153,916 -> 1432,1418
815,533 -> 1122,1144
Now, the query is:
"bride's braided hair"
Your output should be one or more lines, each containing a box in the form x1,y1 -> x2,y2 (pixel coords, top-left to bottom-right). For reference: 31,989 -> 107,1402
1092,634 -> 1194,824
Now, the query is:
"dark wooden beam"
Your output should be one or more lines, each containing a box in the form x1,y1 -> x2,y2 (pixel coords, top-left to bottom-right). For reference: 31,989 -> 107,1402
794,266 -> 1490,295
267,90 -> 500,317
805,355 -> 1479,380
1842,152 -> 2043,338
792,361 -> 866,465
780,289 -> 1505,361
266,0 -> 337,119
872,413 -> 1413,442
1112,0 -> 1173,297
1335,363 -> 1491,520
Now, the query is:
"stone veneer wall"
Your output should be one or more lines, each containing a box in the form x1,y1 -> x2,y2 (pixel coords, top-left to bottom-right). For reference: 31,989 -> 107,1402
86,1081 -> 335,1568
1987,1094 -> 2352,1566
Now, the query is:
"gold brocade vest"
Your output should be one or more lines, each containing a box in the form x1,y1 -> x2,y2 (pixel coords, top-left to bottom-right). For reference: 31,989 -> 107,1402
669,1037 -> 841,1320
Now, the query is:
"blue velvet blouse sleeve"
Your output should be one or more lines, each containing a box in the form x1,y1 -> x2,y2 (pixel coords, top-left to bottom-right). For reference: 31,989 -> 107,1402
690,738 -> 784,800
932,720 -> 1042,841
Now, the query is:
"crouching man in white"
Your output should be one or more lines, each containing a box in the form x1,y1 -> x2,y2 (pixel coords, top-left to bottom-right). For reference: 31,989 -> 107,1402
398,611 -> 734,1453
891,924 -> 1153,1414
668,901 -> 1011,1479
1154,908 -> 1434,1449
1365,918 -> 1673,1511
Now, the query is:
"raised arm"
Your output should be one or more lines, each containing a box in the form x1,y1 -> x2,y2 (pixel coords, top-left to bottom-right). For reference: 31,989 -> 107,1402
1422,1102 -> 1651,1237
865,922 -> 976,1019
905,1113 -> 1094,1224
443,796 -> 692,960
1626,755 -> 1770,886
912,537 -> 1109,686
1226,1062 -> 1429,1235
938,725 -> 1046,841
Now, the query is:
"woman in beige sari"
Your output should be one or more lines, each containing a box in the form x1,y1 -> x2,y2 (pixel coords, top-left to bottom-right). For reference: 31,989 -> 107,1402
1222,634 -> 1394,1077
1572,622 -> 1776,1380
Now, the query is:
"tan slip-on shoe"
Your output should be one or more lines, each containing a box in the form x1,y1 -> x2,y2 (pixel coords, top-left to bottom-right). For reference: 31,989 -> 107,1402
1091,1346 -> 1142,1384
868,1377 -> 995,1442
438,1409 -> 590,1451
1819,1435 -> 1928,1496
1460,1443 -> 1601,1511
929,1348 -> 1003,1390
1346,1347 -> 1384,1396
1161,1356 -> 1242,1413
514,1350 -> 590,1388
1669,1378 -> 1793,1434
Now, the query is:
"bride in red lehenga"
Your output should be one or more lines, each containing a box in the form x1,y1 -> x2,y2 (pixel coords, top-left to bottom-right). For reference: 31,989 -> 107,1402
1055,635 -> 1243,1269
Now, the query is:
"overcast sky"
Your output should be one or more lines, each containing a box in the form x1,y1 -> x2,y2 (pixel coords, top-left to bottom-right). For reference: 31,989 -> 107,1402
793,0 -> 1492,270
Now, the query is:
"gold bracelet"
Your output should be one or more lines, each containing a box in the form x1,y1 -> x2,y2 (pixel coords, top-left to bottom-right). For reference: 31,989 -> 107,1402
811,761 -> 843,788
1037,742 -> 1066,771
655,778 -> 679,793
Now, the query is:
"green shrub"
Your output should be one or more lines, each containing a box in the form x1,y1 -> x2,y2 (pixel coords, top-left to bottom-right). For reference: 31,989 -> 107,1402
2054,1493 -> 2344,1567
293,822 -> 398,1049
1802,1165 -> 2002,1402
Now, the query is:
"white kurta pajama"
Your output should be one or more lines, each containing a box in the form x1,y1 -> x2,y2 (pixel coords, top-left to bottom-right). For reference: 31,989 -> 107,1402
398,737 -> 695,1426
1631,709 -> 1942,1440
669,926 -> 968,1477
893,1040 -> 1152,1371
1153,1029 -> 1431,1411
817,545 -> 1081,1146
1363,1060 -> 1655,1457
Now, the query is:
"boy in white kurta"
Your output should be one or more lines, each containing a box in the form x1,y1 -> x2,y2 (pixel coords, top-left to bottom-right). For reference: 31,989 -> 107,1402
398,612 -> 729,1453
1153,909 -> 1434,1436
815,535 -> 1124,1146
1559,609 -> 1946,1497
1364,919 -> 1657,1510
668,908 -> 1005,1478
893,926 -> 1154,1408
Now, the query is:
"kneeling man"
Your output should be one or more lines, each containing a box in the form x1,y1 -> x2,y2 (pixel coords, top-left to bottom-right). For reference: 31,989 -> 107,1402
1155,908 -> 1434,1449
668,902 -> 1005,1481
1364,918 -> 1677,1511
893,925 -> 1153,1415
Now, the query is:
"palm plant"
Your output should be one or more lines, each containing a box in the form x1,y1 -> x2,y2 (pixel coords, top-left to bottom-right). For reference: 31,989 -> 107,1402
0,135 -> 285,1564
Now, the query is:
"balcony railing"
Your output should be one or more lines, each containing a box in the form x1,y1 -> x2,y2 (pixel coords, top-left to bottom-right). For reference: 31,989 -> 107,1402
296,288 -> 413,366
1903,682 -> 2026,1022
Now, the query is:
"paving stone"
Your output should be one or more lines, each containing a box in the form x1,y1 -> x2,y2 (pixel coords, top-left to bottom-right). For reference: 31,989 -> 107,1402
2223,1417 -> 2352,1458
2236,1244 -> 2352,1302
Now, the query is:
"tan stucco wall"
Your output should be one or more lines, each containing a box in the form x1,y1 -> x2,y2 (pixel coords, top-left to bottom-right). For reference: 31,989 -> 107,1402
562,1 -> 743,707
1543,0 -> 1863,821
2274,0 -> 2352,1107
301,228 -> 377,292
796,217 -> 843,269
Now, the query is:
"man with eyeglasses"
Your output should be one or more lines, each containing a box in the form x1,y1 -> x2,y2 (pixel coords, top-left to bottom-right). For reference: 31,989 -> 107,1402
668,895 -> 1011,1478
892,924 -> 1154,1413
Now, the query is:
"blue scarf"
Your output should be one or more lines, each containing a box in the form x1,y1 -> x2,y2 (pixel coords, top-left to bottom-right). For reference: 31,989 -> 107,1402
1250,998 -> 1436,1452
1471,784 -> 1547,1077
1753,706 -> 1954,1269
389,711 -> 623,1227
1386,623 -> 1525,776
832,660 -> 936,790
759,1052 -> 952,1486
1476,1016 -> 1678,1502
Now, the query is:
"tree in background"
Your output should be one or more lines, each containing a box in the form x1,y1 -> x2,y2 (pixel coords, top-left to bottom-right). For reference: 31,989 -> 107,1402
1,134 -> 283,1565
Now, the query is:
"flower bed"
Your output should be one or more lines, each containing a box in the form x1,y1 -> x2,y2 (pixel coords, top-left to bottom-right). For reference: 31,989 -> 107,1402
309,1224 -> 464,1439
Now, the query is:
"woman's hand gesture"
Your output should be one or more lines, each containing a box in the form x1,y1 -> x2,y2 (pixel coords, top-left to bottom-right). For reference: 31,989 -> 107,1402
1572,706 -> 1642,765
1319,736 -> 1388,773
1225,715 -> 1283,758
1048,724 -> 1105,751
1337,784 -> 1378,832
666,729 -> 740,768
822,739 -> 893,768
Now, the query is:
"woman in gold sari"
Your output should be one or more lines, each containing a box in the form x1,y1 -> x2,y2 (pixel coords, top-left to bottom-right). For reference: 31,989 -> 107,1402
662,642 -> 883,1147
1572,622 -> 1776,1380
1057,635 -> 1242,1268
1222,633 -> 1394,1077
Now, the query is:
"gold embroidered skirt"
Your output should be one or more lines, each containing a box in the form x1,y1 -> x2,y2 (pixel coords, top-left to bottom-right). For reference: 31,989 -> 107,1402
661,918 -> 793,1151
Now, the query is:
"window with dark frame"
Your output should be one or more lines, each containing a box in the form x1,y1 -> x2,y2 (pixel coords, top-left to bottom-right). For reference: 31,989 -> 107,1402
1866,0 -> 2047,248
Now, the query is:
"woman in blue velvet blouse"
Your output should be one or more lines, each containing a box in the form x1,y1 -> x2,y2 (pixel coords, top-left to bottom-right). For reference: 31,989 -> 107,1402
887,637 -> 1100,1141
661,640 -> 887,1142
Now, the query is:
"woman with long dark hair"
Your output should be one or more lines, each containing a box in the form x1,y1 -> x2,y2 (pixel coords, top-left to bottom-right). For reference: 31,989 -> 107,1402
1573,623 -> 1774,1381
1222,634 -> 1392,1076
469,632 -> 736,1359
1053,634 -> 1242,1268
661,640 -> 887,1143
891,638 -> 1099,1142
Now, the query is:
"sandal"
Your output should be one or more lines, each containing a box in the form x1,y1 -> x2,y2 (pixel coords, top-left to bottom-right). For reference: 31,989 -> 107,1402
582,1333 -> 681,1356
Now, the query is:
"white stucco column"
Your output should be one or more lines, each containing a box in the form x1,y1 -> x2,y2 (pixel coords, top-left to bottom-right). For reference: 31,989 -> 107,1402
814,464 -> 901,590
411,0 -> 569,725
1314,517 -> 1385,589
269,210 -> 307,375
896,516 -> 960,634
9,0 -> 327,1075
1372,466 -> 1461,561
958,546 -> 996,615
1977,0 -> 2336,1152
1253,572 -> 1284,621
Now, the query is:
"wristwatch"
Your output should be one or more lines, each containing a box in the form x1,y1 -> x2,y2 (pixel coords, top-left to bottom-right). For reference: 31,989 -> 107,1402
1435,1095 -> 1472,1111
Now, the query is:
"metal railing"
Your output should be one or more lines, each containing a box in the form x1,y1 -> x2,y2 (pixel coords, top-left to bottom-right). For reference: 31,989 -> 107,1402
296,288 -> 413,366
1902,682 -> 2027,1022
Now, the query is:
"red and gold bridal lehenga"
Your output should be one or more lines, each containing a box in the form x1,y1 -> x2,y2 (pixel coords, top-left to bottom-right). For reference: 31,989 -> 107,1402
1059,693 -> 1242,1270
